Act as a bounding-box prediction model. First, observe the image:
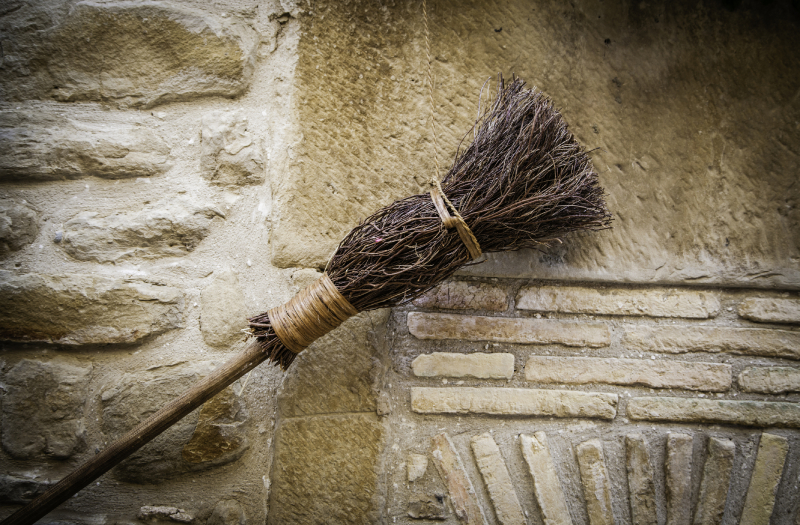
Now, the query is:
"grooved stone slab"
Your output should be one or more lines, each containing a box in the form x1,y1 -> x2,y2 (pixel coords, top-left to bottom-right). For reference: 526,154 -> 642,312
665,433 -> 693,525
740,433 -> 789,525
412,387 -> 618,420
413,352 -> 515,379
627,397 -> 800,427
520,433 -> 573,525
471,433 -> 525,525
516,285 -> 719,318
625,434 -> 657,525
694,437 -> 735,525
576,439 -> 614,525
431,433 -> 488,525
524,356 -> 731,391
738,298 -> 800,324
413,281 -> 508,311
408,313 -> 610,347
738,366 -> 800,394
624,325 -> 800,360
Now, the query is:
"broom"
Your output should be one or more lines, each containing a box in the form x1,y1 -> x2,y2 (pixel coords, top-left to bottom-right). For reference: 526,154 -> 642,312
1,76 -> 611,525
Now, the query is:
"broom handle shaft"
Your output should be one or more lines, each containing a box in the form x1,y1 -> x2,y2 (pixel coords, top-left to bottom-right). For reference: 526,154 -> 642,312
1,342 -> 269,525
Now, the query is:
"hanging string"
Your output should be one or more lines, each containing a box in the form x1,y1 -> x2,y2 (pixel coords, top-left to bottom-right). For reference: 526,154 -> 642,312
423,0 -> 440,180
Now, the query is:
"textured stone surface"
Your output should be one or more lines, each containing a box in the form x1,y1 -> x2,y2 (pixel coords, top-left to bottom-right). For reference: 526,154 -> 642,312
738,366 -> 800,394
408,494 -> 448,520
408,313 -> 610,347
694,437 -> 735,525
0,2 -> 258,107
412,387 -> 618,419
738,298 -> 800,324
62,196 -> 224,262
470,433 -> 525,525
627,396 -> 800,427
524,356 -> 731,391
412,352 -> 514,379
182,387 -> 248,465
430,433 -> 487,525
1,359 -> 91,459
740,433 -> 789,525
269,413 -> 383,525
0,199 -> 39,256
624,325 -> 800,360
519,433 -> 572,525
139,506 -> 194,523
200,268 -> 248,348
0,271 -> 183,345
201,110 -> 265,186
664,433 -> 693,525
0,475 -> 54,504
413,280 -> 508,311
625,434 -> 657,525
207,500 -> 246,525
407,453 -> 428,482
516,285 -> 719,318
576,439 -> 614,525
0,105 -> 172,181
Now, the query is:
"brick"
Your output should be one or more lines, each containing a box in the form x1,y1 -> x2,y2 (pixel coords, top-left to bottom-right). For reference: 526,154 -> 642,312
412,387 -> 618,420
516,285 -> 719,319
626,434 -> 657,525
627,397 -> 800,427
524,356 -> 731,391
740,433 -> 789,525
624,325 -> 800,360
413,280 -> 508,311
694,437 -> 735,525
471,433 -> 526,525
413,352 -> 514,379
738,298 -> 800,324
519,433 -> 573,525
664,433 -> 693,525
576,439 -> 614,525
738,366 -> 800,394
408,312 -> 610,347
430,433 -> 488,525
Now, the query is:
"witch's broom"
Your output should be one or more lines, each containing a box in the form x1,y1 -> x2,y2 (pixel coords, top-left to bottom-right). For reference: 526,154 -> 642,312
2,76 -> 611,525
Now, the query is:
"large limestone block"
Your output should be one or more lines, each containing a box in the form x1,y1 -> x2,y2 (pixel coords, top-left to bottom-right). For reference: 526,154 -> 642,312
0,199 -> 39,256
0,271 -> 184,345
0,105 -> 172,181
413,280 -> 508,311
0,2 -> 258,107
738,298 -> 800,324
200,268 -> 248,348
202,111 -> 265,186
62,196 -> 224,263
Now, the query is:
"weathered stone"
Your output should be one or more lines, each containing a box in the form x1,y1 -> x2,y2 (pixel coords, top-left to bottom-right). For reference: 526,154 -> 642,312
0,2 -> 258,107
201,111 -> 265,186
290,268 -> 323,291
408,494 -> 448,520
0,199 -> 39,256
412,352 -> 514,379
0,475 -> 54,504
62,196 -> 224,263
1,359 -> 91,460
694,437 -> 735,525
407,453 -> 428,482
738,366 -> 800,394
519,433 -> 572,525
0,271 -> 183,345
516,285 -> 719,319
624,325 -> 800,360
207,500 -> 246,525
430,433 -> 488,525
269,413 -> 383,525
408,313 -> 610,347
740,433 -> 789,525
738,298 -> 800,324
182,387 -> 248,464
576,439 -> 614,525
412,387 -> 618,420
627,396 -> 800,428
138,506 -> 194,523
470,433 -> 525,525
413,281 -> 508,311
524,356 -> 731,391
200,268 -> 248,348
0,105 -> 171,181
625,434 -> 657,525
664,433 -> 693,525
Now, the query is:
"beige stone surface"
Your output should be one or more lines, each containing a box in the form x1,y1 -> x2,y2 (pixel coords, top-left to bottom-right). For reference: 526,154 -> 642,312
413,280 -> 508,311
625,434 -> 657,525
576,439 -> 614,525
0,199 -> 39,256
200,268 -> 248,348
407,453 -> 428,483
411,387 -> 618,420
624,325 -> 800,360
431,433 -> 488,525
516,285 -> 719,318
181,387 -> 248,465
664,433 -> 693,525
413,352 -> 515,379
627,397 -> 800,428
138,505 -> 193,523
470,433 -> 525,525
0,271 -> 183,345
519,432 -> 572,525
408,312 -> 610,347
738,297 -> 800,324
738,366 -> 800,394
740,433 -> 789,525
524,356 -> 731,391
206,500 -> 245,525
694,437 -> 735,525
201,110 -> 265,186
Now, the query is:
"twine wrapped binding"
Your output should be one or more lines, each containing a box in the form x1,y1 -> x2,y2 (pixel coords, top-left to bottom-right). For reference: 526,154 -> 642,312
429,180 -> 483,260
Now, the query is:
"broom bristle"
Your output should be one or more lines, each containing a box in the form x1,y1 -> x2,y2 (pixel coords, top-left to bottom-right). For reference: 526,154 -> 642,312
250,76 -> 612,369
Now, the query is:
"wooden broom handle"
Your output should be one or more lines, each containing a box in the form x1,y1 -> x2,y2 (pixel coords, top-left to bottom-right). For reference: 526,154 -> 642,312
1,342 -> 269,525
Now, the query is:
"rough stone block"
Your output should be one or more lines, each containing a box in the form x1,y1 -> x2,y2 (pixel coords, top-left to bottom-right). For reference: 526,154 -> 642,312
413,280 -> 508,311
740,433 -> 789,525
207,499 -> 246,525
408,494 -> 448,520
738,366 -> 800,394
430,433 -> 488,525
470,433 -> 525,525
0,271 -> 184,345
738,298 -> 800,324
694,437 -> 735,525
576,439 -> 614,525
408,312 -> 610,347
200,268 -> 248,348
201,110 -> 265,186
1,359 -> 91,460
524,356 -> 731,391
412,387 -> 618,420
0,199 -> 39,256
665,433 -> 693,525
516,285 -> 719,318
139,506 -> 194,523
412,352 -> 514,379
625,434 -> 657,525
627,396 -> 800,427
407,453 -> 428,482
519,433 -> 572,525
0,474 -> 54,504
